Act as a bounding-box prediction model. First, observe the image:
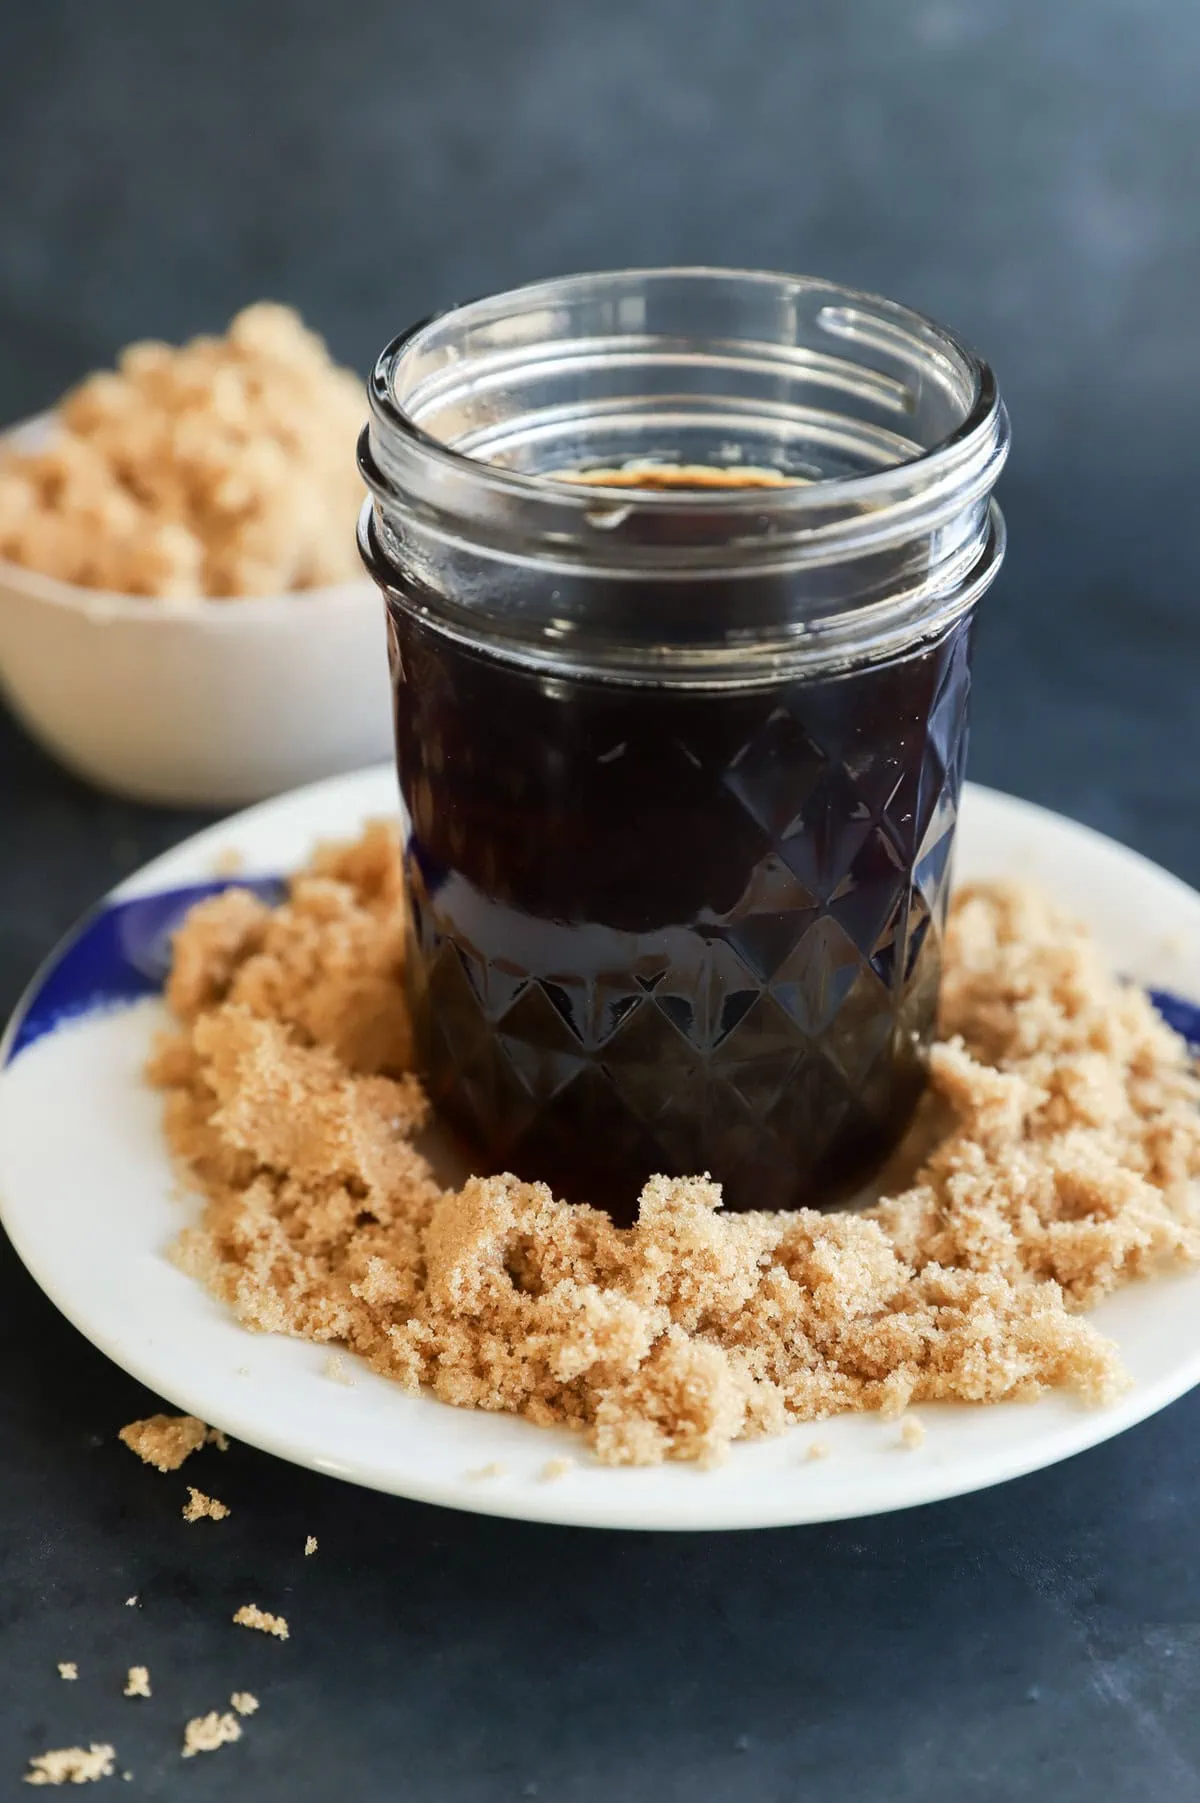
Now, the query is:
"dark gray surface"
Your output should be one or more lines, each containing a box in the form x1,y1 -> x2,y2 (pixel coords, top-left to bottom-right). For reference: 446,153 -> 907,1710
2,2 -> 1200,1797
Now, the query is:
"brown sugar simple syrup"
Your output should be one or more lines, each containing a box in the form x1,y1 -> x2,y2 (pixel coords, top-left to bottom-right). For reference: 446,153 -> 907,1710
390,465 -> 970,1224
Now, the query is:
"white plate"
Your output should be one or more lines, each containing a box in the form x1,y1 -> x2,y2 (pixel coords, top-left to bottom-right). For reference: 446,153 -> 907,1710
1,768 -> 1199,1532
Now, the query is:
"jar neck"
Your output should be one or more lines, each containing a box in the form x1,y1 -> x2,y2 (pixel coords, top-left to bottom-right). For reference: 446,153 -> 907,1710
359,269 -> 1009,683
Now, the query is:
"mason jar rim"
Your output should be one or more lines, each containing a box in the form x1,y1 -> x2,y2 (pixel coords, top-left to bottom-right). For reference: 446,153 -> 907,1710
358,268 -> 1009,682
365,266 -> 1004,525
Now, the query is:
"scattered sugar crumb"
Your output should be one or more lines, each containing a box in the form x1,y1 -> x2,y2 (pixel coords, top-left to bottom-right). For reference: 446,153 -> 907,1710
540,1457 -> 575,1483
150,829 -> 1200,1469
57,1662 -> 77,1681
898,1414 -> 926,1450
119,1414 -> 208,1472
212,847 -> 245,876
123,1597 -> 137,1609
806,1442 -> 831,1463
123,1667 -> 151,1699
304,1535 -> 318,1556
230,1692 -> 259,1717
182,1486 -> 230,1523
207,1428 -> 229,1453
233,1603 -> 289,1640
181,1711 -> 241,1759
323,1352 -> 355,1387
122,1775 -> 132,1784
24,1745 -> 115,1786
235,1367 -> 250,1378
466,1462 -> 507,1481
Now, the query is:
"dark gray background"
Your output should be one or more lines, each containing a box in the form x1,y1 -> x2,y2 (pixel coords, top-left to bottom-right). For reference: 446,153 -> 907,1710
2,3 -> 1199,1797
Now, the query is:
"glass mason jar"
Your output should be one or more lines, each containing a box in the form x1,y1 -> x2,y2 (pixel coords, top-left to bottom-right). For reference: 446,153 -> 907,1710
358,269 -> 1009,1223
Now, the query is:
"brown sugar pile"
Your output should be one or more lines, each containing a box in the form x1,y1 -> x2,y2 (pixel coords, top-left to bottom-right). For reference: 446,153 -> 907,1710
149,824 -> 1200,1468
0,304 -> 363,599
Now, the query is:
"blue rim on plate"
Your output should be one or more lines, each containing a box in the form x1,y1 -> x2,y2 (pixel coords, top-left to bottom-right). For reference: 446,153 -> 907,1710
3,878 -> 286,1064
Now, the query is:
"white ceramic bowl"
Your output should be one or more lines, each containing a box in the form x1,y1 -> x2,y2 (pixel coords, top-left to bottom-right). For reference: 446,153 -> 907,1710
0,416 -> 395,807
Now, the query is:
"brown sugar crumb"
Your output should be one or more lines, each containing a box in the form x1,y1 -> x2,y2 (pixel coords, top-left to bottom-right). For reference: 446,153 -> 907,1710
806,1442 -> 831,1463
207,1427 -> 230,1453
212,847 -> 245,877
56,1662 -> 77,1681
540,1458 -> 575,1483
151,827 -> 1200,1468
230,1692 -> 259,1718
24,1745 -> 115,1786
466,1462 -> 507,1482
119,1413 -> 208,1472
897,1414 -> 926,1450
182,1486 -> 230,1523
233,1603 -> 289,1641
304,1535 -> 318,1556
322,1352 -> 356,1387
123,1667 -> 151,1700
123,1598 -> 137,1609
181,1712 -> 241,1759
